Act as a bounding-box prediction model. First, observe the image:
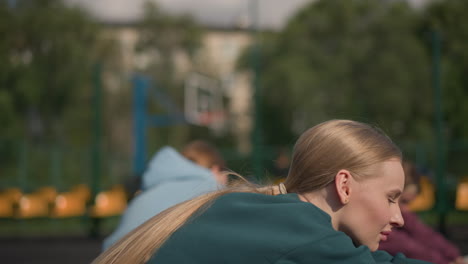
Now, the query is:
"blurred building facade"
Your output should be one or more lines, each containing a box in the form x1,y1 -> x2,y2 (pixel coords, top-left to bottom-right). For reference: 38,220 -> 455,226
101,24 -> 254,153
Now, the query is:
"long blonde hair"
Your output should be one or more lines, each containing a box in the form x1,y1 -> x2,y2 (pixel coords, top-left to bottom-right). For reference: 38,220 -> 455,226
93,119 -> 401,264
285,119 -> 402,193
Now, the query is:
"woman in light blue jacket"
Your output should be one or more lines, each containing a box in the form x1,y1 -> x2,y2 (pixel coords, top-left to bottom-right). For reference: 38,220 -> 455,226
103,141 -> 226,249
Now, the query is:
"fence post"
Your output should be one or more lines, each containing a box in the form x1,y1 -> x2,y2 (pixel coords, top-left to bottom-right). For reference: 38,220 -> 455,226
90,63 -> 103,237
432,31 -> 447,233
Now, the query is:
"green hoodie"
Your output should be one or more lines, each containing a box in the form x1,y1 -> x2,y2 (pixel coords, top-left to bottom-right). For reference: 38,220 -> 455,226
149,192 -> 432,264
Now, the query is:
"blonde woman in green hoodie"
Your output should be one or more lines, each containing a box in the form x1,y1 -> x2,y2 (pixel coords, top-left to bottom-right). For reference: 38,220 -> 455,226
94,119 -> 433,264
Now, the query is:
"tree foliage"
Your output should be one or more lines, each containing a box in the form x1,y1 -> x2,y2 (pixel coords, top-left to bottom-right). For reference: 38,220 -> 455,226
242,0 -> 433,146
0,0 -> 106,142
136,1 -> 201,94
421,0 -> 468,174
424,0 -> 468,140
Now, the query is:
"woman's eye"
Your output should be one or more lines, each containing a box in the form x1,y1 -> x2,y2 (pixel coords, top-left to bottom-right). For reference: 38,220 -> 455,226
388,198 -> 396,204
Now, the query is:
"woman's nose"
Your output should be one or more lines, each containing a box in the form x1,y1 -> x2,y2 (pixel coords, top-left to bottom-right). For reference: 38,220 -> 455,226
391,206 -> 404,228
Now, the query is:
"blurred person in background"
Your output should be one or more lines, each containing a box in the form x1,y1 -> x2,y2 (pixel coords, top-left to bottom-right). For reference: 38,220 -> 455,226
379,161 -> 467,264
270,147 -> 291,184
95,120 -> 432,264
102,140 -> 227,250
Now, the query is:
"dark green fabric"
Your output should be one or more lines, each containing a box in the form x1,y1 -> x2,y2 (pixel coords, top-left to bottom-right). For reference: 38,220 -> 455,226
148,192 -> 433,264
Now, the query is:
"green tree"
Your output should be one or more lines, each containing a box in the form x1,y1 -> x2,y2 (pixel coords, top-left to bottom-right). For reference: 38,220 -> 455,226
424,0 -> 468,140
423,0 -> 468,175
241,0 -> 432,146
0,0 -> 123,189
0,0 -> 106,143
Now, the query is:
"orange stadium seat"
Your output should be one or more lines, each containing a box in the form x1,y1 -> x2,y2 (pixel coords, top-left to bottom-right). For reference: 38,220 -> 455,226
455,182 -> 468,211
34,186 -> 57,204
70,184 -> 91,202
0,195 -> 14,217
89,185 -> 127,218
16,194 -> 49,218
408,176 -> 435,212
1,187 -> 22,203
50,191 -> 87,218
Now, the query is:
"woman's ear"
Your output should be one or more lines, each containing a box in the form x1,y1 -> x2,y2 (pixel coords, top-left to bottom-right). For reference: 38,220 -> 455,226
334,169 -> 352,205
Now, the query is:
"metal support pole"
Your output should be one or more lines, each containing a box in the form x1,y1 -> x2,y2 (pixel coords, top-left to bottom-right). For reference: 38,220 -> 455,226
250,0 -> 263,182
90,63 -> 103,237
18,140 -> 28,192
432,31 -> 447,234
132,75 -> 149,177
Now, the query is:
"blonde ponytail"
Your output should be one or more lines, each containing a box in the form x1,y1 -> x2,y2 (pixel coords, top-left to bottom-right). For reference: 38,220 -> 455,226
93,179 -> 285,264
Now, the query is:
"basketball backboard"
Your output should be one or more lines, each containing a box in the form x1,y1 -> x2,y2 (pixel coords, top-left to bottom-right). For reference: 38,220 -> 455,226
184,73 -> 225,130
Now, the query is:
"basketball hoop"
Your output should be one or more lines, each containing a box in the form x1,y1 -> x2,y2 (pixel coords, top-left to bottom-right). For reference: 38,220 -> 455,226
197,111 -> 226,126
184,73 -> 226,130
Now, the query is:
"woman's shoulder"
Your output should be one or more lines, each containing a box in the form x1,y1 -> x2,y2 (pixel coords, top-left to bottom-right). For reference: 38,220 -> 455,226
215,192 -> 329,218
215,191 -> 314,206
208,192 -> 335,238
217,191 -> 302,203
213,191 -> 329,217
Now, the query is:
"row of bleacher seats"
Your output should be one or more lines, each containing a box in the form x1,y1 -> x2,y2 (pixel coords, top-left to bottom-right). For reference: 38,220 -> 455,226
1,179 -> 467,218
408,176 -> 468,212
0,184 -> 127,219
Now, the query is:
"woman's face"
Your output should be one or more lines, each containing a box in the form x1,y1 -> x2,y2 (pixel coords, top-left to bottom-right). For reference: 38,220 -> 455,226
339,159 -> 405,251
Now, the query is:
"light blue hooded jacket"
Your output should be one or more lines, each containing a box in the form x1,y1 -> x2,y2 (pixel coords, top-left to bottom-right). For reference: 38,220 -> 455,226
102,146 -> 220,250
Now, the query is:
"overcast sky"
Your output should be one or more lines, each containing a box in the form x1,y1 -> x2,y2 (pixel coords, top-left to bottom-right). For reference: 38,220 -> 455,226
65,0 -> 427,29
65,0 -> 314,29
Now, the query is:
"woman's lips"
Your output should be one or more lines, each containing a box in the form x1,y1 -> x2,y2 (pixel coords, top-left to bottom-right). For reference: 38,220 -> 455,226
380,231 -> 391,241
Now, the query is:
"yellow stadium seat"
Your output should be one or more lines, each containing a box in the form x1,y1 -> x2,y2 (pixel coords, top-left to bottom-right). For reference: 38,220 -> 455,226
0,195 -> 14,218
455,182 -> 468,210
50,192 -> 87,218
408,176 -> 435,212
16,194 -> 49,218
89,185 -> 127,218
